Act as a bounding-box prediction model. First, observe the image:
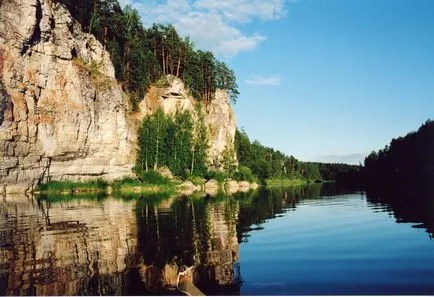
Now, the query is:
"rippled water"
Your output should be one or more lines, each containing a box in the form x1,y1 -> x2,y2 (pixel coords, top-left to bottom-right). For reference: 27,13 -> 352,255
1,184 -> 434,295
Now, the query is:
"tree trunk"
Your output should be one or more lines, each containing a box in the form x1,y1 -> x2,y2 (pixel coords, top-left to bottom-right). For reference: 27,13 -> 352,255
154,117 -> 160,170
162,44 -> 166,76
103,27 -> 107,49
145,126 -> 149,172
191,146 -> 195,175
176,53 -> 181,77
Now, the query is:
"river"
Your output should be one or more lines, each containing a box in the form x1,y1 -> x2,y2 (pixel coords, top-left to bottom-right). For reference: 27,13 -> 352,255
1,183 -> 434,295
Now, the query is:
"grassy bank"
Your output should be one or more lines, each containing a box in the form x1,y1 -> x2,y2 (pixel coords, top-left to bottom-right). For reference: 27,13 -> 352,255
34,177 -> 178,196
265,178 -> 325,187
35,179 -> 109,195
33,169 -> 261,198
111,177 -> 177,196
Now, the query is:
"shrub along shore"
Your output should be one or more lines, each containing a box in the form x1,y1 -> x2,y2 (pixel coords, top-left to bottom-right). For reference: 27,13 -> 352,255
33,168 -> 260,197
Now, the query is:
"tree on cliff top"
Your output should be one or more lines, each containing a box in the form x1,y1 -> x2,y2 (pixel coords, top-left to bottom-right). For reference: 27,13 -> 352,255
55,0 -> 239,109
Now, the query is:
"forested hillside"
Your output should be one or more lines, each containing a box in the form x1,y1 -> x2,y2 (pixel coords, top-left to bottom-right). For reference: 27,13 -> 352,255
55,0 -> 238,109
234,129 -> 362,183
364,119 -> 434,185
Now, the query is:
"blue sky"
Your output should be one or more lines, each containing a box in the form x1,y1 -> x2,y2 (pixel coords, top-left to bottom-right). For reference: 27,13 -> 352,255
122,0 -> 434,164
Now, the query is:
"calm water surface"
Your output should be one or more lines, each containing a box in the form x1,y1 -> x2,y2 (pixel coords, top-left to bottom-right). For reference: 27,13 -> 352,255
1,184 -> 434,295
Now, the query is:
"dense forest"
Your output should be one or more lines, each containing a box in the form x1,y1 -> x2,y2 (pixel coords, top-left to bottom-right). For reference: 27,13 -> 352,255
136,108 -> 209,178
235,128 -> 320,182
234,129 -> 362,184
364,119 -> 434,186
56,0 -> 238,109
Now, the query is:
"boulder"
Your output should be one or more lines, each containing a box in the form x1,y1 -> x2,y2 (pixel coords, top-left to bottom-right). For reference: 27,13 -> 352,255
205,179 -> 219,189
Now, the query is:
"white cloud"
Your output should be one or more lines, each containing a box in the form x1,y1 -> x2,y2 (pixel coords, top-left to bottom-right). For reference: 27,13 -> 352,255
175,12 -> 266,56
124,0 -> 288,56
194,0 -> 286,23
245,74 -> 281,86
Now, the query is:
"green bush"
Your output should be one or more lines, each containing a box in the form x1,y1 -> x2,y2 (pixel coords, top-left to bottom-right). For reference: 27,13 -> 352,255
188,175 -> 206,186
137,170 -> 168,184
111,177 -> 140,191
93,178 -> 108,189
232,166 -> 257,183
154,75 -> 170,88
36,179 -> 108,193
206,170 -> 228,183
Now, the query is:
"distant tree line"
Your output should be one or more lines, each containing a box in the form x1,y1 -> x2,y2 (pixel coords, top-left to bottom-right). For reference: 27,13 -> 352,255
364,119 -> 434,186
235,128 -> 362,184
56,0 -> 239,109
318,163 -> 362,186
235,129 -> 321,182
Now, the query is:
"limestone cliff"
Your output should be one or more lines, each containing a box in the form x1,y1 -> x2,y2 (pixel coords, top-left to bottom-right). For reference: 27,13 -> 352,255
0,0 -> 136,193
0,0 -> 237,194
139,76 -> 237,169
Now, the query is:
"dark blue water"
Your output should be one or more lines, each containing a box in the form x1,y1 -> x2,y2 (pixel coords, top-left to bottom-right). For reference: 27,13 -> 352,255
239,193 -> 434,295
1,184 -> 434,295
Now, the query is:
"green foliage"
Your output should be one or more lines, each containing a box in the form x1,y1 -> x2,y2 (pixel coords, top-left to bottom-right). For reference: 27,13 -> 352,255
136,170 -> 168,184
136,108 -> 209,179
232,166 -> 257,182
364,119 -> 434,185
235,128 -> 307,183
206,170 -> 228,183
318,163 -> 362,184
154,75 -> 170,88
265,178 -> 307,187
235,128 -> 363,185
72,58 -> 114,90
190,103 -> 209,176
221,136 -> 237,176
187,175 -> 206,186
111,177 -> 140,191
56,0 -> 239,107
37,179 -> 108,193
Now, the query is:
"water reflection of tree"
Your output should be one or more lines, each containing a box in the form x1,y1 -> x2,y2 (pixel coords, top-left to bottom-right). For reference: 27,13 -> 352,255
134,193 -> 241,295
234,185 -> 323,243
366,183 -> 434,238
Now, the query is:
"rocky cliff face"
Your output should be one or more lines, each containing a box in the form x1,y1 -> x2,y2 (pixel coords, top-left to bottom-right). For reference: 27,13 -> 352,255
139,76 -> 237,169
0,0 -> 136,193
0,0 -> 237,194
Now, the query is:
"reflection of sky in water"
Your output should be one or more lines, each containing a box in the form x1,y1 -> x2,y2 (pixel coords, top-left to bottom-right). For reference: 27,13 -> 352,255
240,192 -> 434,295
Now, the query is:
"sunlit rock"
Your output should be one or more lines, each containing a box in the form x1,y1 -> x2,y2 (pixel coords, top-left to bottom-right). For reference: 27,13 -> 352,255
0,0 -> 136,194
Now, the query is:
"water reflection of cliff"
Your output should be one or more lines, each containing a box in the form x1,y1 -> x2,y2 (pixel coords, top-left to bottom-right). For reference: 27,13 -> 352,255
0,195 -> 139,296
0,193 -> 243,295
0,183 -> 375,295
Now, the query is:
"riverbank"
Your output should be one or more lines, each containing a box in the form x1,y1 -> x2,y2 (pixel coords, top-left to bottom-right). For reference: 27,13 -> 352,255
33,177 -> 259,197
265,178 -> 327,187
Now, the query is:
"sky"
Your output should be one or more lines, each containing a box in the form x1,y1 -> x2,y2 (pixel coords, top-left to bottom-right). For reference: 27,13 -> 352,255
121,0 -> 434,164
